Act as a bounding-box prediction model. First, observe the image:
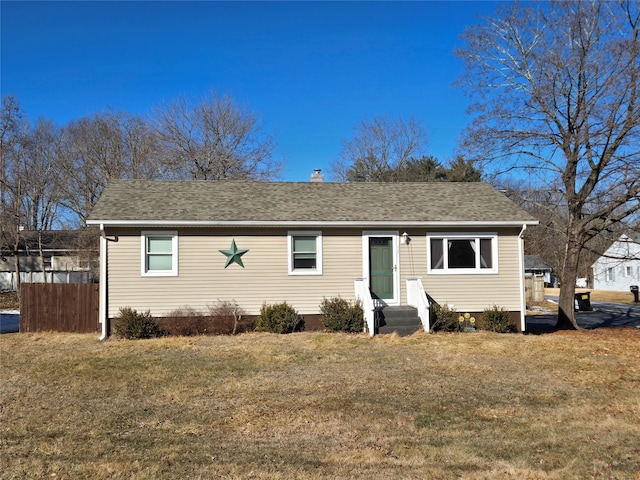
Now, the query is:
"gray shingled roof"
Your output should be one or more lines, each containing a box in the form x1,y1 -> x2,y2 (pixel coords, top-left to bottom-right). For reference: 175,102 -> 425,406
1,229 -> 98,252
86,180 -> 538,226
524,255 -> 553,271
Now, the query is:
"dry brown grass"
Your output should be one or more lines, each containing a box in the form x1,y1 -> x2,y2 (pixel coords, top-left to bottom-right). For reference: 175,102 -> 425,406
2,330 -> 640,479
0,291 -> 19,310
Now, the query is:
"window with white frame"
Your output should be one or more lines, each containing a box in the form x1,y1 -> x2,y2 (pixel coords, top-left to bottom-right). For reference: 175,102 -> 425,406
606,267 -> 615,282
141,231 -> 178,276
626,265 -> 633,277
427,233 -> 498,274
288,231 -> 322,275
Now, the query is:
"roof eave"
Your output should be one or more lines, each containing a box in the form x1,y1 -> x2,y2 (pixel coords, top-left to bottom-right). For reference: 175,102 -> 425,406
87,219 -> 539,228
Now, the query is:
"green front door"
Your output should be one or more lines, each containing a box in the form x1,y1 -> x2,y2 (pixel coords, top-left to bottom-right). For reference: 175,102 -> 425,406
369,237 -> 394,300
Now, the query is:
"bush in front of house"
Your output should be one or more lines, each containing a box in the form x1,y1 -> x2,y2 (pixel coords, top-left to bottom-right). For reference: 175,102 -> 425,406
429,303 -> 459,332
113,307 -> 161,339
208,299 -> 249,335
160,301 -> 253,336
255,301 -> 304,334
162,306 -> 210,336
319,296 -> 364,333
478,305 -> 517,333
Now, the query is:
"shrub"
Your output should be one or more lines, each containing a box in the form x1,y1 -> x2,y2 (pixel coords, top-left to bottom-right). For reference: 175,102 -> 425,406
255,302 -> 304,334
158,302 -> 253,336
208,300 -> 248,335
319,297 -> 364,333
161,306 -> 210,336
430,303 -> 459,332
478,305 -> 517,333
113,307 -> 160,339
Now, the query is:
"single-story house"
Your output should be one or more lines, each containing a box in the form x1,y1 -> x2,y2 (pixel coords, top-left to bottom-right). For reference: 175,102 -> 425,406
524,255 -> 554,286
591,234 -> 640,291
0,229 -> 98,291
86,179 -> 539,339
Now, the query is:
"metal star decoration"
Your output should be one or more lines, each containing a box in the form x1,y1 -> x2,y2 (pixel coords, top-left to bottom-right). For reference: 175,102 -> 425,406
219,239 -> 249,268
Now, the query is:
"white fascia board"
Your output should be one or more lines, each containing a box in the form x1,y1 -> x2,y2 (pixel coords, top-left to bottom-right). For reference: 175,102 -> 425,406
87,219 -> 538,228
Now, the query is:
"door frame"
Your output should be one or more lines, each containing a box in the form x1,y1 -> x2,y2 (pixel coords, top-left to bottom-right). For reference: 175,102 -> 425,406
362,230 -> 400,306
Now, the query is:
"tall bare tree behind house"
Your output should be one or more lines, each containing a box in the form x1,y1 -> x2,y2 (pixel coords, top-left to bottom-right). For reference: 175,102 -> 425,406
456,0 -> 640,328
153,90 -> 282,181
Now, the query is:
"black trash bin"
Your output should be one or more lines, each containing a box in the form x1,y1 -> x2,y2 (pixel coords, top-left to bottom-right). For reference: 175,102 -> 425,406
574,292 -> 592,311
630,285 -> 639,303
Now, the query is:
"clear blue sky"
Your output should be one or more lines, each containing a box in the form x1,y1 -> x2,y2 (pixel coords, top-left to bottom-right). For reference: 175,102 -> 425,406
1,1 -> 500,181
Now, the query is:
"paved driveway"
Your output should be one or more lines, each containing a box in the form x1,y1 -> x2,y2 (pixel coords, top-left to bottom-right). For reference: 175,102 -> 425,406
526,297 -> 640,330
0,311 -> 19,333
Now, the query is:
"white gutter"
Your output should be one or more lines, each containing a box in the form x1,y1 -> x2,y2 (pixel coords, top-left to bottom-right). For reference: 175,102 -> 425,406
98,224 -> 108,341
518,224 -> 527,333
87,219 -> 539,228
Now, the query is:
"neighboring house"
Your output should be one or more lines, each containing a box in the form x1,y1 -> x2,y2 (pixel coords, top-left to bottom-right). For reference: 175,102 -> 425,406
86,179 -> 538,339
0,229 -> 99,291
524,255 -> 554,285
591,234 -> 640,291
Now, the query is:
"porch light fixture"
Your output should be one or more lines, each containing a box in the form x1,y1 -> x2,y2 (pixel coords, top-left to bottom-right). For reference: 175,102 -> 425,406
401,232 -> 411,245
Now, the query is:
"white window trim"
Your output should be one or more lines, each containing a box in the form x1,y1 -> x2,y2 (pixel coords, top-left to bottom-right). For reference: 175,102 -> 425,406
606,267 -> 615,282
141,230 -> 178,277
427,232 -> 499,275
287,231 -> 323,275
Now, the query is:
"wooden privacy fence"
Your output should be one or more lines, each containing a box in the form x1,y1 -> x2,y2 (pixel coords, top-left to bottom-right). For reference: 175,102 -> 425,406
525,275 -> 545,303
20,283 -> 99,333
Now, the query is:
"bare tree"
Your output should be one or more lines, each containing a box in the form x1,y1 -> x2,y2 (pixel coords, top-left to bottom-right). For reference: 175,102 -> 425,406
20,118 -> 62,231
153,90 -> 282,180
0,98 -> 58,293
504,180 -> 619,287
0,97 -> 29,294
0,96 -> 27,231
331,116 -> 429,182
19,119 -> 65,284
456,1 -> 640,328
57,110 -> 161,225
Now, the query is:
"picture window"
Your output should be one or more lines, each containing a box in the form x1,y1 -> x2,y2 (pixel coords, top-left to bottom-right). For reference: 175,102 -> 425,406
428,233 -> 498,274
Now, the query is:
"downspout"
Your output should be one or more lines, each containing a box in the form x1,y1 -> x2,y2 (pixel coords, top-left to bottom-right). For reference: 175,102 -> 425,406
518,224 -> 527,333
99,224 -> 108,340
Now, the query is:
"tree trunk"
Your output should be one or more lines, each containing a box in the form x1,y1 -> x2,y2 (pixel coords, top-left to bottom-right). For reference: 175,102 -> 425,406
12,241 -> 21,301
38,230 -> 48,284
556,236 -> 581,329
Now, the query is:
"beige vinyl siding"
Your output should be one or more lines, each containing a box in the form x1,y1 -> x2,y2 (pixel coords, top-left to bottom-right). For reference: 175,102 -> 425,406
107,227 -> 363,317
105,226 -> 525,318
398,230 -> 428,306
417,228 -> 523,311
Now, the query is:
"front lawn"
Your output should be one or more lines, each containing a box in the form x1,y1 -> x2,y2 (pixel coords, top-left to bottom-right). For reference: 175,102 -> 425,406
1,330 -> 639,479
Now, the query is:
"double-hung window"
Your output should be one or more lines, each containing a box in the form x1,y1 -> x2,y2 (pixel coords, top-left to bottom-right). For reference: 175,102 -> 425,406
141,231 -> 178,276
606,267 -> 615,282
288,231 -> 322,275
428,233 -> 498,274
